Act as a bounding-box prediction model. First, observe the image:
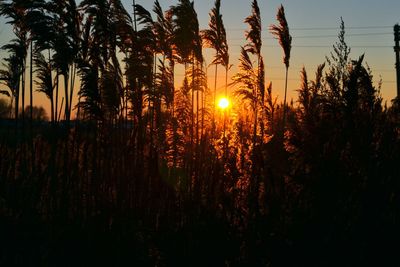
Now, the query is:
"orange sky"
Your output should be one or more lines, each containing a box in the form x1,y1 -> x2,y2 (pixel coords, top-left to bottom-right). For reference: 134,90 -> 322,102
1,0 -> 399,118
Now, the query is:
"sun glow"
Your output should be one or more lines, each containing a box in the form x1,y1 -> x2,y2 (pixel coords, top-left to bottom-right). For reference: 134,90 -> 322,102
218,97 -> 230,110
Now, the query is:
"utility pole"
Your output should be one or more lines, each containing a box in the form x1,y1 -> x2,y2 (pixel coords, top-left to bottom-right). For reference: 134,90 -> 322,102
394,24 -> 400,97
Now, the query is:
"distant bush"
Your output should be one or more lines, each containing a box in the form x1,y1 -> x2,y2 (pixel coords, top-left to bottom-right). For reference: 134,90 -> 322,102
22,105 -> 49,121
0,98 -> 10,119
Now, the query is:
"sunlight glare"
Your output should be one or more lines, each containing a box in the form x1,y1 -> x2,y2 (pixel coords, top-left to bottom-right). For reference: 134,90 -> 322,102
218,97 -> 230,110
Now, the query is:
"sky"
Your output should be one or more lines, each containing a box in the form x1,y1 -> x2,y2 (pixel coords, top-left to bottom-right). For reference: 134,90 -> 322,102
1,0 -> 400,116
131,0 -> 400,102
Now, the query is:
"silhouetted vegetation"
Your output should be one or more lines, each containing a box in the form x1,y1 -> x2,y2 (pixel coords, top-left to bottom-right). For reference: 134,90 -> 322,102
0,0 -> 399,266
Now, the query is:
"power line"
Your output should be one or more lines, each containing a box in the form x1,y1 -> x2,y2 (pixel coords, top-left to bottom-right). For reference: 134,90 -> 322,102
184,66 -> 396,72
226,25 -> 393,31
229,44 -> 392,49
293,32 -> 392,39
289,26 -> 393,31
227,44 -> 392,48
228,32 -> 392,41
294,45 -> 391,48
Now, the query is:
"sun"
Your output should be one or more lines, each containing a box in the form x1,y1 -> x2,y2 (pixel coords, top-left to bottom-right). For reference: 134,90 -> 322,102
218,97 -> 230,110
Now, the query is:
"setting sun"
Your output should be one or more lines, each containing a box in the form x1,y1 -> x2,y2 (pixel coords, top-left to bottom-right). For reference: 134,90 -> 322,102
218,97 -> 230,109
